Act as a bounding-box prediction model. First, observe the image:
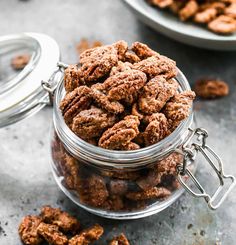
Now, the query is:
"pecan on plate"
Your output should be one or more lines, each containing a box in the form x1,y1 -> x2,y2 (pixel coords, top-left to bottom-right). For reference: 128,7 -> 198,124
98,115 -> 140,150
79,44 -> 118,83
208,15 -> 236,34
18,215 -> 42,245
194,78 -> 229,99
11,54 -> 30,70
72,107 -> 117,139
40,206 -> 80,234
148,0 -> 173,8
69,224 -> 104,245
139,75 -> 179,114
126,187 -> 171,201
64,65 -> 83,93
225,3 -> 236,18
179,0 -> 199,21
194,8 -> 218,23
143,113 -> 169,146
60,86 -> 92,125
131,41 -> 159,60
163,91 -> 195,132
109,233 -> 130,245
133,55 -> 177,79
37,223 -> 68,245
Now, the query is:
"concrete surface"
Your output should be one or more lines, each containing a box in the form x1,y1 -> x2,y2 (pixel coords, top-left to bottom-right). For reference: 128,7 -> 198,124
0,0 -> 236,244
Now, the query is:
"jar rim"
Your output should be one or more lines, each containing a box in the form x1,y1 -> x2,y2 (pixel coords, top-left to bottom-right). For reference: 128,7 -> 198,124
53,68 -> 193,168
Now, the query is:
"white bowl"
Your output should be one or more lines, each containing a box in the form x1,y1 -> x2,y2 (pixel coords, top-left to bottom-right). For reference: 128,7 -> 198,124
123,0 -> 236,50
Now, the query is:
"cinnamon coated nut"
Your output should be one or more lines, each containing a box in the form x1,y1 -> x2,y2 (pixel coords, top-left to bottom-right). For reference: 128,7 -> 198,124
109,233 -> 130,245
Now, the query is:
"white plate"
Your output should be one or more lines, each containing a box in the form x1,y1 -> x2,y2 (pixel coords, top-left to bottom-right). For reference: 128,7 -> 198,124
123,0 -> 236,50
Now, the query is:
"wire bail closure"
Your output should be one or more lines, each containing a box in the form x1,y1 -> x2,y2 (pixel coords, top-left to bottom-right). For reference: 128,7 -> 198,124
177,128 -> 236,210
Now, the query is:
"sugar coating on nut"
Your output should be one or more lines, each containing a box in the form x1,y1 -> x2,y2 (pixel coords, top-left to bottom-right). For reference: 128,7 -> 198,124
113,40 -> 129,61
194,78 -> 229,99
109,233 -> 130,245
72,107 -> 117,139
110,61 -> 133,76
64,65 -> 83,93
40,206 -> 80,233
37,222 -> 68,245
18,215 -> 42,245
98,115 -> 140,150
131,41 -> 159,59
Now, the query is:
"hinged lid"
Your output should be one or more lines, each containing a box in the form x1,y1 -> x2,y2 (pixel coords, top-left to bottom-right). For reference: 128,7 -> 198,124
0,32 -> 60,127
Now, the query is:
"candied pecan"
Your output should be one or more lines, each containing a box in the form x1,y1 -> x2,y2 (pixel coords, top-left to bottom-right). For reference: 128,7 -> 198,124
101,169 -> 140,180
208,15 -> 236,34
120,142 -> 140,150
79,44 -> 118,82
37,223 -> 68,245
169,1 -> 185,14
126,187 -> 171,201
110,61 -> 133,76
131,42 -> 158,60
143,113 -> 169,146
60,86 -> 92,125
163,91 -> 195,131
102,70 -> 147,104
109,233 -> 130,245
64,65 -> 82,93
72,107 -> 117,139
179,0 -> 199,21
139,76 -> 179,114
137,153 -> 182,190
113,40 -> 128,61
61,153 -> 80,190
18,215 -> 42,245
148,0 -> 173,8
133,55 -> 177,79
194,78 -> 229,99
194,8 -> 218,23
40,206 -> 80,234
69,224 -> 103,245
225,3 -> 236,18
76,38 -> 103,55
91,83 -> 124,114
102,195 -> 125,211
109,180 -> 128,195
124,51 -> 141,63
11,54 -> 30,70
78,174 -> 109,207
98,115 -> 140,150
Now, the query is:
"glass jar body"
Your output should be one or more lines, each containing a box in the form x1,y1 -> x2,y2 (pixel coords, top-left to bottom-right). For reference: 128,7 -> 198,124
50,120 -> 196,219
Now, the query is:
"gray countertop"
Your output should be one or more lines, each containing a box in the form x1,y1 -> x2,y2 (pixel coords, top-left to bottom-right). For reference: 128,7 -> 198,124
0,0 -> 236,244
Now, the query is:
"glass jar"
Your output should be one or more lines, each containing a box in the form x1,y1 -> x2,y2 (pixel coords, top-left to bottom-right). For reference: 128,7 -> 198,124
0,33 -> 235,220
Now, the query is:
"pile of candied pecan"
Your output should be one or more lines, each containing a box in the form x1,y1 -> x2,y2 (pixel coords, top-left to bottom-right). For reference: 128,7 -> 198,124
60,41 -> 195,150
19,206 -> 130,245
147,0 -> 236,34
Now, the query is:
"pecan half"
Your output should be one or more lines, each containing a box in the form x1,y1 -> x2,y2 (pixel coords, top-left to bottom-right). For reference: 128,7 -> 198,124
225,3 -> 236,18
194,78 -> 229,99
40,206 -> 80,234
109,233 -> 130,245
60,86 -> 92,125
139,76 -> 179,114
163,91 -> 195,131
113,40 -> 129,61
194,8 -> 218,23
79,44 -> 118,82
179,0 -> 199,21
37,223 -> 68,245
110,61 -> 133,76
72,107 -> 117,139
98,115 -> 140,150
131,41 -> 158,59
18,215 -> 42,245
208,15 -> 236,34
64,65 -> 83,93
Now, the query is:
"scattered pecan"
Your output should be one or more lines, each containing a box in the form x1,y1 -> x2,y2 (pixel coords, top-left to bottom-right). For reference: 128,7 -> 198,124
64,65 -> 82,93
148,0 -> 173,8
37,223 -> 68,245
79,44 -> 118,82
208,15 -> 236,34
98,115 -> 140,150
194,78 -> 229,99
179,0 -> 199,21
133,55 -> 177,79
76,38 -> 103,55
18,215 -> 42,245
138,76 -> 179,114
69,224 -> 103,245
143,113 -> 169,146
40,206 -> 80,234
109,233 -> 130,245
72,107 -> 117,139
60,86 -> 92,125
131,41 -> 158,59
126,187 -> 171,201
11,54 -> 30,70
163,91 -> 195,131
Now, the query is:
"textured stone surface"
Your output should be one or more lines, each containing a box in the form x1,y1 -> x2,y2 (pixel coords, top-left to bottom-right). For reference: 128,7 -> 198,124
0,0 -> 236,244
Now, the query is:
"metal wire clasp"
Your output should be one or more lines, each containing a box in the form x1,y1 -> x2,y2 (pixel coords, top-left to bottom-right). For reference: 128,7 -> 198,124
41,62 -> 68,105
177,128 -> 235,210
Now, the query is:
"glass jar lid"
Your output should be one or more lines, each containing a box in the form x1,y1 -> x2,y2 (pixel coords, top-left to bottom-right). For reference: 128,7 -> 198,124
0,32 -> 60,127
